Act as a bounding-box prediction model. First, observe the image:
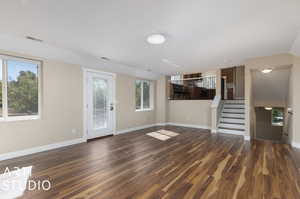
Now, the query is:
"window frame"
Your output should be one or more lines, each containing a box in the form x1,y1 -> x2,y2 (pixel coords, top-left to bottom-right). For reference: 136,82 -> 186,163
0,55 -> 42,122
135,80 -> 153,112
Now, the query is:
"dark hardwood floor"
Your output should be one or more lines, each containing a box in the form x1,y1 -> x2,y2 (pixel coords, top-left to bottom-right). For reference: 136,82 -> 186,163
1,126 -> 300,199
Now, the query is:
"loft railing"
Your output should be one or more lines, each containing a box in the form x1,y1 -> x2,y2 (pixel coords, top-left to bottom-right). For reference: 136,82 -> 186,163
169,75 -> 216,100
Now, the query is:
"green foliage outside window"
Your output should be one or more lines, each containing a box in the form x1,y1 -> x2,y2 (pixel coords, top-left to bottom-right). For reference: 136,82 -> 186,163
8,71 -> 38,115
271,108 -> 284,126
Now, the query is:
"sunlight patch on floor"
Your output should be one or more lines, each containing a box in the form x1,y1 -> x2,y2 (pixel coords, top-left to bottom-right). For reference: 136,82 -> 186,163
147,130 -> 179,141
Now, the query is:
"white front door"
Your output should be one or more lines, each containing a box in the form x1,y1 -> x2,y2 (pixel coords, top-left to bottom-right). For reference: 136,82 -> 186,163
86,71 -> 115,139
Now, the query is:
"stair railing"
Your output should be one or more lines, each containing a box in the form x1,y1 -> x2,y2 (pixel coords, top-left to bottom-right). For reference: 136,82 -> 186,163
211,95 -> 223,133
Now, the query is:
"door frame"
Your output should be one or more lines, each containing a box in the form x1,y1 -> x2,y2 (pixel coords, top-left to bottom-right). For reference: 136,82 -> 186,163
82,68 -> 116,140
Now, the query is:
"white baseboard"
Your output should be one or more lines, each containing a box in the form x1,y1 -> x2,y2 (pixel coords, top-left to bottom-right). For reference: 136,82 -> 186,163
211,129 -> 217,133
292,141 -> 300,149
116,124 -> 157,135
155,123 -> 167,126
244,135 -> 250,141
116,122 -> 211,135
0,138 -> 87,161
166,123 -> 211,130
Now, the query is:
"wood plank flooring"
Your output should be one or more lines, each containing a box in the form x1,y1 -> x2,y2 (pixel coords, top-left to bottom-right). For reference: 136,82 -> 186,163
1,125 -> 300,199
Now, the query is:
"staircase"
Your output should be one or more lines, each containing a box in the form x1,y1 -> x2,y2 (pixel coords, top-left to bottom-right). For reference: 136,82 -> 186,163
218,100 -> 245,135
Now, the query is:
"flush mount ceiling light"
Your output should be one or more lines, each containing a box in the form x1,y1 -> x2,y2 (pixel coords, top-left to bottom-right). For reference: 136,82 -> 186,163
261,68 -> 272,74
265,107 -> 272,111
147,34 -> 166,44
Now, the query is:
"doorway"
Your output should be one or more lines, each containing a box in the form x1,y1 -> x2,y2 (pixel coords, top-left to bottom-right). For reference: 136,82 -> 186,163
254,107 -> 284,142
221,66 -> 245,100
85,70 -> 116,139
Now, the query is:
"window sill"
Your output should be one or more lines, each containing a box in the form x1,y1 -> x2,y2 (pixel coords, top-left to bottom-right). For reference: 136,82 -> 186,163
0,116 -> 40,122
135,109 -> 153,112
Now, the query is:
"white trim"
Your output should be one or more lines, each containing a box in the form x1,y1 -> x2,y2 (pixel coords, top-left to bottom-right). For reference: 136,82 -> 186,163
81,67 -> 117,78
292,141 -> 300,149
0,138 -> 87,161
244,135 -> 250,141
0,115 -> 40,122
218,129 -> 245,136
135,79 -> 154,112
156,123 -> 167,126
0,55 -> 42,122
116,122 -> 211,135
211,129 -> 217,133
116,124 -> 157,135
135,108 -> 153,112
166,122 -> 211,130
82,68 -> 117,139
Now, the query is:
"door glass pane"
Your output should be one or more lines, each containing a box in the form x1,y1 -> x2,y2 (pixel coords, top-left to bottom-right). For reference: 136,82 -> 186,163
135,81 -> 141,110
7,60 -> 39,117
143,81 -> 150,109
0,61 -> 2,117
93,77 -> 108,129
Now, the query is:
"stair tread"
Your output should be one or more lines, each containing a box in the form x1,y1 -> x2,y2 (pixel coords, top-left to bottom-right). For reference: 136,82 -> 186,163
218,127 -> 245,131
221,116 -> 245,119
218,123 -> 245,130
223,107 -> 245,109
222,112 -> 245,114
220,121 -> 245,125
224,103 -> 245,104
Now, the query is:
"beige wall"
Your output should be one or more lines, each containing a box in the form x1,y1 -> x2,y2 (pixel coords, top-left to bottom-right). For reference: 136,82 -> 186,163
0,52 -> 84,154
168,100 -> 212,128
0,51 -> 158,155
3,50 -> 299,155
165,70 -> 218,129
156,76 -> 168,124
116,74 -> 156,131
244,53 -> 293,69
286,61 -> 294,143
291,56 -> 300,143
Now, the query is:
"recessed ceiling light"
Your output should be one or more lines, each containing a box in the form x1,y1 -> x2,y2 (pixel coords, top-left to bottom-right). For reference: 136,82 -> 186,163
147,34 -> 166,45
261,68 -> 272,74
265,107 -> 272,111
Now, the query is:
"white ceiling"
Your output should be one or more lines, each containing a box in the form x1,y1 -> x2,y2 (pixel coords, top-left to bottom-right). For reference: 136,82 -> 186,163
0,0 -> 300,77
252,68 -> 291,106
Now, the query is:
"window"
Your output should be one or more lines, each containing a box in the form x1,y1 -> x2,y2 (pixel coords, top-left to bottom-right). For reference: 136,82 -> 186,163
271,108 -> 284,126
136,80 -> 152,111
0,55 -> 41,121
